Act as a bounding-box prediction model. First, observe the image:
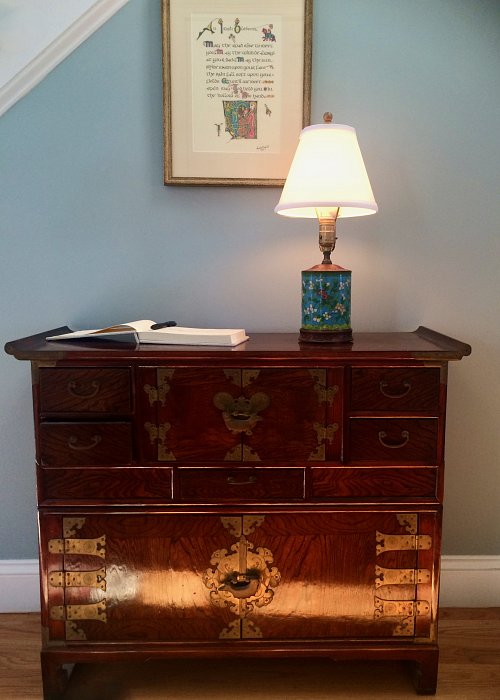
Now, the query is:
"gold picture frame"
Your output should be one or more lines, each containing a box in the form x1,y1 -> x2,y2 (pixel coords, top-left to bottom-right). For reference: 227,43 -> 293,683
162,0 -> 313,186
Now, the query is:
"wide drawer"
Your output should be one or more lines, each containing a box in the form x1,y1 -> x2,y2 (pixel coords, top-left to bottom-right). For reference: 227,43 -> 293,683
311,467 -> 437,498
39,467 -> 172,502
40,510 -> 437,643
39,422 -> 132,467
350,367 -> 440,411
177,468 -> 305,501
39,368 -> 131,414
348,419 -> 438,464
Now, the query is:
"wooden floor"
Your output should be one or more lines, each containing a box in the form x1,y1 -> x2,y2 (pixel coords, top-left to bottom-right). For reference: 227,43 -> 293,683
1,609 -> 499,699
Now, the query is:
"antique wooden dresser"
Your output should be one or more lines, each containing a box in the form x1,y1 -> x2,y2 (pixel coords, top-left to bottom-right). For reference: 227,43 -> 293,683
5,326 -> 470,698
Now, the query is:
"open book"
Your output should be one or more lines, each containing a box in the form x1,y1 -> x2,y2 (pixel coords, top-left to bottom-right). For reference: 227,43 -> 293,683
46,320 -> 249,347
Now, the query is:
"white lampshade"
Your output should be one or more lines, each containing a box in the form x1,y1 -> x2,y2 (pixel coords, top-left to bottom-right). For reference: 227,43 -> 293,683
275,123 -> 378,218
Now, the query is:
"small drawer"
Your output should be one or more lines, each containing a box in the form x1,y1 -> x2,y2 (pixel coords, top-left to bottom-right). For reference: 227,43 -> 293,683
178,468 -> 304,501
39,368 -> 131,414
39,422 -> 132,467
39,467 -> 172,503
348,418 -> 438,464
350,367 -> 440,411
311,467 -> 437,499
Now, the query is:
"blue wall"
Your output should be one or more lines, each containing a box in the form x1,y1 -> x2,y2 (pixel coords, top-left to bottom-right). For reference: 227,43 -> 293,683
1,0 -> 499,558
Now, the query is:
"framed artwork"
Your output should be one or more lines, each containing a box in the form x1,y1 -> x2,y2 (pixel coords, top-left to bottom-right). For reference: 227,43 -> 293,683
162,0 -> 313,186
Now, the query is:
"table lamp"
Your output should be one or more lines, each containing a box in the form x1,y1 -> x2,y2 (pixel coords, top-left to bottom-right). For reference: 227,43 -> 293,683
275,113 -> 378,343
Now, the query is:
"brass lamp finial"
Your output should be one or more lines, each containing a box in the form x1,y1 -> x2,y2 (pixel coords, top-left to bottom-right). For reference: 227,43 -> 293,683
323,112 -> 333,123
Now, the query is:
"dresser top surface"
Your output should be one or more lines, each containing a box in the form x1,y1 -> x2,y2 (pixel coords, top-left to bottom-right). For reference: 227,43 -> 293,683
5,326 -> 471,363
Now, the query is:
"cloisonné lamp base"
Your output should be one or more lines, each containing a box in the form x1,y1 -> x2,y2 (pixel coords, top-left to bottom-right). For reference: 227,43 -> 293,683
299,263 -> 353,344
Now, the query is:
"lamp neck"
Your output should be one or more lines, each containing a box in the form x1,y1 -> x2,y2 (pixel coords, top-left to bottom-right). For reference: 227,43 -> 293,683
317,209 -> 339,265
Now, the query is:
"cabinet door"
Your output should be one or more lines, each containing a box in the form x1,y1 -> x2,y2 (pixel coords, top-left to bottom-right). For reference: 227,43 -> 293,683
241,369 -> 335,461
40,510 -> 437,644
139,368 -> 334,462
140,368 -> 239,461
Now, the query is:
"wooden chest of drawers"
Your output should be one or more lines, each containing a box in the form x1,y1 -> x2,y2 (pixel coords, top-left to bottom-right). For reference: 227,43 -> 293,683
5,326 -> 470,698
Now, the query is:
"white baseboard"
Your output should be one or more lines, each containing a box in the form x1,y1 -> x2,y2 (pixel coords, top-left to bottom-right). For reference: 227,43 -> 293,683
0,560 -> 40,612
439,555 -> 500,607
0,556 -> 499,613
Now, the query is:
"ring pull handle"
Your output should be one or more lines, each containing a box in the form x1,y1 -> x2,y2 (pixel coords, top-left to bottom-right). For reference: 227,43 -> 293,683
379,380 -> 411,399
67,380 -> 100,398
220,570 -> 261,598
68,434 -> 102,451
378,430 -> 410,449
226,475 -> 257,486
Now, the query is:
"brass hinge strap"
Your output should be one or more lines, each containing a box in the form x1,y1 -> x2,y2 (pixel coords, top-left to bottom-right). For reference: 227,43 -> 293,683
48,536 -> 106,558
49,567 -> 106,590
375,565 -> 431,588
376,532 -> 432,555
50,601 -> 107,623
374,598 -> 430,619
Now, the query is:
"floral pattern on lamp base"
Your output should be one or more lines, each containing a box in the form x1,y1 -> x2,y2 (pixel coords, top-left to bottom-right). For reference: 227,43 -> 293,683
301,267 -> 352,340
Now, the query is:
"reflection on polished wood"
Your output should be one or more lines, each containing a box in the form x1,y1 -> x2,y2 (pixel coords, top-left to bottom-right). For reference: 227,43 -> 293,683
1,610 -> 499,699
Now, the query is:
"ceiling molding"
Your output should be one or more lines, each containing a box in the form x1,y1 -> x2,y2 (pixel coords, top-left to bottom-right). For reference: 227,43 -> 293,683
0,0 -> 130,118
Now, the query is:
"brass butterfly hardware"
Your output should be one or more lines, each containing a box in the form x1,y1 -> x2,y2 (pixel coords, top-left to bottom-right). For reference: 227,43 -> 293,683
308,369 -> 338,405
221,515 -> 265,538
143,368 -> 175,406
144,421 -> 175,460
213,392 -> 270,435
314,422 -> 339,445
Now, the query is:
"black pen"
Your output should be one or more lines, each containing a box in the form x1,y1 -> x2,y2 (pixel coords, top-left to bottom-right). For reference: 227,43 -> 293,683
150,321 -> 177,330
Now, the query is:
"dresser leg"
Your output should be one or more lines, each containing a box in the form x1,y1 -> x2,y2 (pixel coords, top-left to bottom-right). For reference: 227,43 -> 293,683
413,650 -> 439,695
41,653 -> 69,700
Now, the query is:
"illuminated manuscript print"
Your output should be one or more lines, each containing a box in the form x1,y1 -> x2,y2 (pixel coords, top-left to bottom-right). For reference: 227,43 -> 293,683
191,14 -> 282,154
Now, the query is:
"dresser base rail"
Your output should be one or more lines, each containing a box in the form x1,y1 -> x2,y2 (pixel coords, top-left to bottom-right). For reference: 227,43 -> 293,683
41,642 -> 439,698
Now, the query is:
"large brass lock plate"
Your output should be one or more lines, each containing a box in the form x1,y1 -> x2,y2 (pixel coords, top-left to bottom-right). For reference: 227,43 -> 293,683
203,515 -> 280,639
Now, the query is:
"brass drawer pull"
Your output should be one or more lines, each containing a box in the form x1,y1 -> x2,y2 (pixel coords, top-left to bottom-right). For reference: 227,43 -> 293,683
68,434 -> 102,451
378,430 -> 410,449
379,380 -> 411,399
214,392 -> 270,435
67,380 -> 100,398
226,475 -> 257,486
220,571 -> 261,598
